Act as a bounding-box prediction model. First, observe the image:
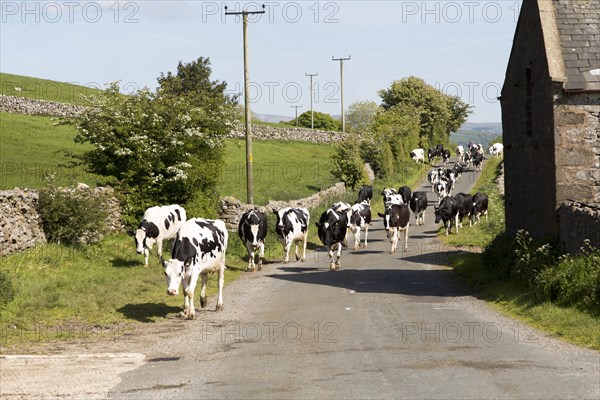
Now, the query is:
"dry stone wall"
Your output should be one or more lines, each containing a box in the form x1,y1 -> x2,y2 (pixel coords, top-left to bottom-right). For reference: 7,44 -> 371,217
219,182 -> 346,230
0,94 -> 84,117
0,189 -> 46,256
0,186 -> 123,257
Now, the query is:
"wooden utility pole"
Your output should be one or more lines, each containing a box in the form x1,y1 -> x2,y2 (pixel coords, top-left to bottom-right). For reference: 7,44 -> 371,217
305,73 -> 318,129
332,56 -> 351,133
225,4 -> 265,204
290,105 -> 302,126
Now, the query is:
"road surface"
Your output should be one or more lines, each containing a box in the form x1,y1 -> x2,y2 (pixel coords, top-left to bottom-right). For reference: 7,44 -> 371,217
1,160 -> 598,399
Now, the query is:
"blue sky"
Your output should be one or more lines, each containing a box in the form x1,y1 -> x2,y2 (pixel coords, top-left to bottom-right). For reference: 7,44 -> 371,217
1,1 -> 522,122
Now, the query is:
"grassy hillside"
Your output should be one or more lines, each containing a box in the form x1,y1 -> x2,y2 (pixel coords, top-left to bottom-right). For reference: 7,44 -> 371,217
0,72 -> 100,105
0,112 -> 97,189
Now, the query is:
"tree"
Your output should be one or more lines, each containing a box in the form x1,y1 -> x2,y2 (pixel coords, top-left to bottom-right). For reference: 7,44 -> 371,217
73,58 -> 237,227
377,76 -> 472,145
345,101 -> 379,133
289,111 -> 341,131
330,135 -> 369,189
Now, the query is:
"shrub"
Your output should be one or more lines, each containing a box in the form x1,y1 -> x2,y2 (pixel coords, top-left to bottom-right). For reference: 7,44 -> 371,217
512,230 -> 558,285
331,135 -> 369,190
38,181 -> 109,245
0,270 -> 14,305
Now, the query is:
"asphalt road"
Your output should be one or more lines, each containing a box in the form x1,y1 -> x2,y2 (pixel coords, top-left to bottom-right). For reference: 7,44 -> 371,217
105,161 -> 599,399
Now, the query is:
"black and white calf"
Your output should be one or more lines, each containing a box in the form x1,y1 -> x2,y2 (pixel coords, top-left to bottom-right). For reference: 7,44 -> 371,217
162,218 -> 228,319
274,207 -> 310,263
489,143 -> 504,158
434,196 -> 459,236
350,201 -> 371,249
454,192 -> 473,228
238,210 -> 268,272
331,201 -> 353,246
316,209 -> 348,271
135,205 -> 187,267
378,204 -> 410,254
472,192 -> 489,224
356,185 -> 373,204
410,148 -> 425,163
456,145 -> 465,163
409,191 -> 428,226
434,180 -> 452,204
441,149 -> 451,167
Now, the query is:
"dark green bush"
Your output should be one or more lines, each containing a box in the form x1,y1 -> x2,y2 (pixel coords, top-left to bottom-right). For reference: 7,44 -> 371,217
38,182 -> 109,245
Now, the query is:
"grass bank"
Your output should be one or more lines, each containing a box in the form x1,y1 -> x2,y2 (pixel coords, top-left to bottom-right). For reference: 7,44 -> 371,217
438,157 -> 600,350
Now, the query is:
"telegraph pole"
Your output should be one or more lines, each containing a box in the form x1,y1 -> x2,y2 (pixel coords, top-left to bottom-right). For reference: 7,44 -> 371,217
225,4 -> 265,204
305,73 -> 318,129
290,105 -> 302,126
332,56 -> 351,133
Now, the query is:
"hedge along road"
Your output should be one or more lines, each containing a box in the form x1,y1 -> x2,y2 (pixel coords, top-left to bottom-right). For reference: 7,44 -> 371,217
2,157 -> 599,399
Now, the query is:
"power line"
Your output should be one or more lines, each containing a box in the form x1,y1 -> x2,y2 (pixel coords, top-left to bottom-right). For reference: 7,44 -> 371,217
332,56 -> 351,133
225,4 -> 266,205
305,73 -> 318,129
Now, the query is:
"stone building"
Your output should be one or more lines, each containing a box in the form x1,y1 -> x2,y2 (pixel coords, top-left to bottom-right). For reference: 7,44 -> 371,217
500,0 -> 600,251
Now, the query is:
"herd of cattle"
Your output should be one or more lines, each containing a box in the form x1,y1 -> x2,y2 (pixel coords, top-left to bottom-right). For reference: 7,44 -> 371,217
133,142 -> 498,319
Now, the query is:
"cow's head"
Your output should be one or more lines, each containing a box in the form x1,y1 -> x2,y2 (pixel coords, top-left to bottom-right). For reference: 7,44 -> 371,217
434,206 -> 442,223
162,257 -> 193,296
316,210 -> 345,246
134,228 -> 146,254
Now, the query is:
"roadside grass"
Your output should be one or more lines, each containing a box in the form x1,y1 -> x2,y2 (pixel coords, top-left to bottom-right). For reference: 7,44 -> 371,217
0,112 -> 98,189
0,72 -> 100,105
440,156 -> 600,350
437,157 -> 505,247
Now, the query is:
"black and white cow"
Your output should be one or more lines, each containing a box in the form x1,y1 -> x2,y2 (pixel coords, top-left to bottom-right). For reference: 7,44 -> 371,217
427,169 -> 443,191
409,191 -> 428,226
377,204 -> 410,254
382,188 -> 403,206
472,192 -> 489,224
162,218 -> 228,319
452,163 -> 465,183
135,205 -> 187,268
331,201 -> 353,246
316,209 -> 348,271
441,149 -> 451,167
434,180 -> 452,204
350,201 -> 371,249
238,210 -> 268,272
454,192 -> 473,228
488,143 -> 504,158
410,148 -> 425,163
274,207 -> 310,263
397,186 -> 412,205
427,148 -> 439,164
434,196 -> 459,236
473,152 -> 484,172
463,151 -> 473,170
456,145 -> 465,163
356,185 -> 373,204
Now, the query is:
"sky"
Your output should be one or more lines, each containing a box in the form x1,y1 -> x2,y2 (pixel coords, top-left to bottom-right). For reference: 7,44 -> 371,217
1,0 -> 523,122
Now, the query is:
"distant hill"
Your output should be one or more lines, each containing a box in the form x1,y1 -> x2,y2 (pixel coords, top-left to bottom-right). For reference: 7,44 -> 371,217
253,113 -> 294,123
451,122 -> 503,148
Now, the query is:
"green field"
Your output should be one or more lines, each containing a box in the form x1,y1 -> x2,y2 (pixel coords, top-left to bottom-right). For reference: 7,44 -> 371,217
0,72 -> 101,105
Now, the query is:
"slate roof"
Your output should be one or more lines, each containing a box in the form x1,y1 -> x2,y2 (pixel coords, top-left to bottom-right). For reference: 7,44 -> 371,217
553,0 -> 600,91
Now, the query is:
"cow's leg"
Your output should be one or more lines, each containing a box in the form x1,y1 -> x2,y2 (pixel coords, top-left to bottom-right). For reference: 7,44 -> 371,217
156,238 -> 164,264
444,221 -> 449,236
200,273 -> 208,309
301,232 -> 308,262
216,263 -> 225,312
257,242 -> 264,271
143,248 -> 150,268
391,229 -> 398,254
328,247 -> 335,271
283,240 -> 291,263
295,239 -> 300,261
455,214 -> 460,234
403,225 -> 409,252
352,226 -> 360,250
246,242 -> 255,272
335,243 -> 342,270
186,273 -> 200,320
364,224 -> 369,248
485,210 -> 488,221
421,210 -> 426,225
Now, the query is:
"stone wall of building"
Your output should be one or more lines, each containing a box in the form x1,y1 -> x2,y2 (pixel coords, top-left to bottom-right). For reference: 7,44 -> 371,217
219,182 -> 346,230
554,96 -> 600,205
558,201 -> 600,254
